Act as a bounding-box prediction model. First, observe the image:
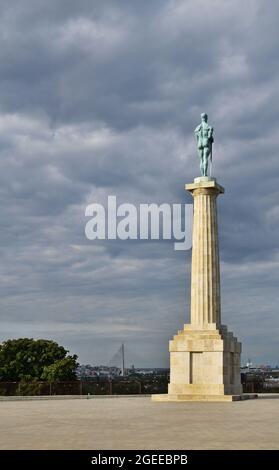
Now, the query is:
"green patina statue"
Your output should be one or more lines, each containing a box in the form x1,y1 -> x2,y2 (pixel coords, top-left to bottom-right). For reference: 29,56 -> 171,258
194,113 -> 214,177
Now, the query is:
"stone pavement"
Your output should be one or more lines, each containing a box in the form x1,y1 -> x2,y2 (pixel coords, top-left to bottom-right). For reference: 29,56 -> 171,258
0,395 -> 278,450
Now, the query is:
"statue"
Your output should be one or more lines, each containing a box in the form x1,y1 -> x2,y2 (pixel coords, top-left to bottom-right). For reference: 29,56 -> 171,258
194,113 -> 214,177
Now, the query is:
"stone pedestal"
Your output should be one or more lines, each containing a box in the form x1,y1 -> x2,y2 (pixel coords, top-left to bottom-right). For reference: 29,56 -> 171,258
152,178 -> 256,402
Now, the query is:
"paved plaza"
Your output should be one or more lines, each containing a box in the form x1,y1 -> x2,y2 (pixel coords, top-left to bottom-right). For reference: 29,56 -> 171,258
0,395 -> 278,450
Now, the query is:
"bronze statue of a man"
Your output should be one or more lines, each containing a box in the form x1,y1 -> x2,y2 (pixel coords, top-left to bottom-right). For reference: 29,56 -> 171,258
194,113 -> 214,177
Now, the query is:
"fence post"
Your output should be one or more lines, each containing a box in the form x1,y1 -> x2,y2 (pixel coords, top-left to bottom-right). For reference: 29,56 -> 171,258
139,381 -> 142,394
49,382 -> 52,396
109,381 -> 112,395
80,381 -> 83,396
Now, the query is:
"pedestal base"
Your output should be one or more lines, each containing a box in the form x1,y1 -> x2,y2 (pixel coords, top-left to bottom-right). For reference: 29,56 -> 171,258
158,324 -> 245,403
152,393 -> 258,402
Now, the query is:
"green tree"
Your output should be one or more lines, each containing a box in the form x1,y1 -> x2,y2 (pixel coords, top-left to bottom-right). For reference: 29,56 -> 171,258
0,338 -> 78,382
41,357 -> 77,382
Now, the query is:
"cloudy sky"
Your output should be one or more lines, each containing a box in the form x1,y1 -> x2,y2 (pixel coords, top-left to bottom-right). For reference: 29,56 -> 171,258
0,0 -> 279,367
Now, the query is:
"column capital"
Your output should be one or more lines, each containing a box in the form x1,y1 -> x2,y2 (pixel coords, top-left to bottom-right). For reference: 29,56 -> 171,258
185,178 -> 224,195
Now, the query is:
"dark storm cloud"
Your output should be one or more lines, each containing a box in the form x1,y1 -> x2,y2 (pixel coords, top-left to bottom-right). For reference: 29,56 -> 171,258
0,0 -> 278,366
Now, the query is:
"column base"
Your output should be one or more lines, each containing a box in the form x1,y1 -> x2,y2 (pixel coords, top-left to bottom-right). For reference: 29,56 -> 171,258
151,393 -> 258,402
165,324 -> 243,397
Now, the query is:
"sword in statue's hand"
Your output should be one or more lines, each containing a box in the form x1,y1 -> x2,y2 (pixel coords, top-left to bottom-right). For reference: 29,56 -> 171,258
210,142 -> 213,178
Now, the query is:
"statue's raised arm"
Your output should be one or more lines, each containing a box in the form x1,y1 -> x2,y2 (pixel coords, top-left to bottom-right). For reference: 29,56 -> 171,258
194,113 -> 214,177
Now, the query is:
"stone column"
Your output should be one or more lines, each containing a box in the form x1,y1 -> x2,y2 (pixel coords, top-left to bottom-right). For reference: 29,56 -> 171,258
186,178 -> 224,328
151,177 -> 249,401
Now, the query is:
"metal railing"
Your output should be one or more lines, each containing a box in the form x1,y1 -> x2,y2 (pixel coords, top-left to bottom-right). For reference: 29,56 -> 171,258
0,378 -> 276,396
0,379 -> 168,397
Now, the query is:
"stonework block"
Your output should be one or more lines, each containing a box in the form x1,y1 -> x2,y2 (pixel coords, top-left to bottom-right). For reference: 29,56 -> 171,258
168,324 -> 243,397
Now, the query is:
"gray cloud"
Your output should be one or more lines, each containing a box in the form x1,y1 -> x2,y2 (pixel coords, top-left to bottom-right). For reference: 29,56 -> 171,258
0,0 -> 278,367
